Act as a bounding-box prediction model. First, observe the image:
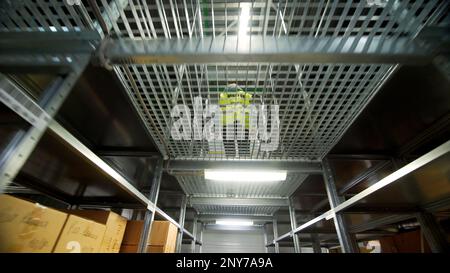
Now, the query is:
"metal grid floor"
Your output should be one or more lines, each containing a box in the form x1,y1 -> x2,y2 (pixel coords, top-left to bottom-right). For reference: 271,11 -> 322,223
192,204 -> 281,216
177,173 -> 308,198
107,0 -> 448,161
2,0 -> 446,161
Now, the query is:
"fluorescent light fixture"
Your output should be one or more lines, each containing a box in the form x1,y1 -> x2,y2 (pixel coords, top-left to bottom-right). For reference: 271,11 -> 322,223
205,169 -> 287,182
238,3 -> 251,37
216,219 -> 253,226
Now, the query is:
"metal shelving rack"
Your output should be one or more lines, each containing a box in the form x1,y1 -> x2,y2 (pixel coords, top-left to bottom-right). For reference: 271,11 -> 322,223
1,0 -> 449,253
0,0 -> 202,252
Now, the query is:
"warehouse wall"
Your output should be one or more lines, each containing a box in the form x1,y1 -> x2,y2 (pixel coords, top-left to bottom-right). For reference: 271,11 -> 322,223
201,228 -> 266,253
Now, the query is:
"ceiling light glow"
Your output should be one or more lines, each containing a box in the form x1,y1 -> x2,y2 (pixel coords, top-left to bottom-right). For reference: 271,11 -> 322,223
205,169 -> 287,182
238,3 -> 251,37
216,219 -> 253,226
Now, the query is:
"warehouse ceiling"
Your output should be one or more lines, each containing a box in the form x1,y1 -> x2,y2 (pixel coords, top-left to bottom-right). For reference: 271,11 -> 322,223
1,0 -> 449,221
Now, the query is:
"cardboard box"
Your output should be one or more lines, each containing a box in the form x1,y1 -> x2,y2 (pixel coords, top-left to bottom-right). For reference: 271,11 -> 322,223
121,220 -> 146,245
149,220 -> 178,251
148,245 -> 166,253
119,244 -> 151,253
119,245 -> 165,253
53,215 -> 106,253
120,220 -> 178,253
0,194 -> 68,253
69,210 -> 127,253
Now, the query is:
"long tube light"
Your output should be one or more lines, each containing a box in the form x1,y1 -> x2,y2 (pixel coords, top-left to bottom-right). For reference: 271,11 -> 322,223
205,169 -> 287,182
238,3 -> 251,37
216,219 -> 253,226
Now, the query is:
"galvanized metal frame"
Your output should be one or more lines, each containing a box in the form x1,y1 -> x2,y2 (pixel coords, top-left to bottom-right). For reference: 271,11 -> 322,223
416,212 -> 450,253
0,0 -> 206,247
138,158 -> 164,253
272,140 -> 450,246
272,216 -> 280,253
311,234 -> 322,253
0,55 -> 89,193
0,0 -> 448,252
322,157 -> 359,253
168,159 -> 322,173
191,215 -> 198,253
263,223 -> 269,253
102,0 -> 448,163
288,197 -> 301,253
94,0 -> 447,218
105,35 -> 434,65
176,194 -> 188,253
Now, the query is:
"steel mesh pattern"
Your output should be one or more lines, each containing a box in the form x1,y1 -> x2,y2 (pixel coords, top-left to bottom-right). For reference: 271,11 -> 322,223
177,173 -> 307,197
192,204 -> 281,216
117,63 -> 391,160
2,0 -> 446,161
0,0 -> 90,31
106,0 -> 448,39
109,0 -> 447,160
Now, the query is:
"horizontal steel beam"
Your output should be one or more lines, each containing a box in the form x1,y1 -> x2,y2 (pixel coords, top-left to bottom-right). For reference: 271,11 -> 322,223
154,206 -> 202,245
328,140 -> 450,218
338,160 -> 392,195
96,149 -> 161,158
167,160 -> 322,173
272,140 -> 450,244
350,214 -> 415,234
48,121 -> 153,209
0,31 -> 99,73
0,31 -> 100,54
105,36 -> 433,64
191,197 -> 288,207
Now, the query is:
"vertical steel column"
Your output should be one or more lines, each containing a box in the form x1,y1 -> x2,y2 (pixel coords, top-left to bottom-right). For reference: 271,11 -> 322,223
311,234 -> 322,253
273,217 -> 280,253
176,195 -> 188,253
0,58 -> 88,193
137,158 -> 163,253
191,215 -> 198,253
322,158 -> 359,253
199,223 -> 204,253
288,197 -> 301,253
263,224 -> 269,253
416,212 -> 449,253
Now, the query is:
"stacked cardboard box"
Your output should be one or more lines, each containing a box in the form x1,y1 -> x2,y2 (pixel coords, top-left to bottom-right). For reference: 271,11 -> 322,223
0,194 -> 127,253
148,221 -> 178,253
67,210 -> 127,253
53,214 -> 106,253
120,220 -> 178,253
0,194 -> 68,253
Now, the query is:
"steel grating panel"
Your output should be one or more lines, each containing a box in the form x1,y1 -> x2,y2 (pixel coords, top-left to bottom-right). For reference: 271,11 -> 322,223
2,0 -> 446,161
0,0 -> 90,32
106,0 -> 447,161
99,0 -> 449,39
177,173 -> 307,198
193,204 -> 281,216
116,63 -> 392,160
